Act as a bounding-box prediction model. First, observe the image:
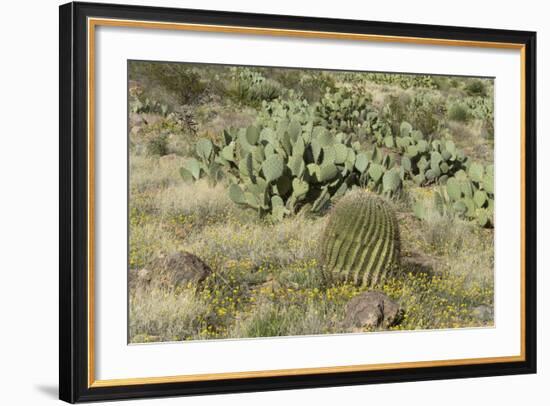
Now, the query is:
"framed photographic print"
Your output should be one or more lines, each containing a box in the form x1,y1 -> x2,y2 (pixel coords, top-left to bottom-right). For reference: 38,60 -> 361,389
59,1 -> 537,403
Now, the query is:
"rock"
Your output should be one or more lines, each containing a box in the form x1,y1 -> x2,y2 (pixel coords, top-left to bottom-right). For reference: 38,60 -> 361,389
129,113 -> 144,128
344,291 -> 401,330
159,153 -> 178,166
128,268 -> 152,291
472,305 -> 494,323
130,125 -> 142,137
156,252 -> 212,288
257,277 -> 282,293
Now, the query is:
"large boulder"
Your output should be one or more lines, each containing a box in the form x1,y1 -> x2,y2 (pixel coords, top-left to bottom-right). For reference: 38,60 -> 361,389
344,291 -> 401,331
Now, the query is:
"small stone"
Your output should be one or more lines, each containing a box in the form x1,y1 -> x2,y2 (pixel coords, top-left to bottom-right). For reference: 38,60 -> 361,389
137,268 -> 151,282
159,153 -> 178,166
129,113 -> 144,128
472,305 -> 494,323
344,291 -> 401,330
128,268 -> 152,290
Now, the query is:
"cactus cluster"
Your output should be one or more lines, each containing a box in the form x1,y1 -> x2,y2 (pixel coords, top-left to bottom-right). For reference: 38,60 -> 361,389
314,89 -> 378,136
363,73 -> 438,90
462,96 -> 494,138
130,95 -> 168,116
229,67 -> 282,105
220,121 -> 366,220
257,97 -> 313,129
179,138 -> 223,185
178,88 -> 491,228
414,164 -> 494,227
314,89 -> 395,147
184,116 -> 403,221
129,83 -> 169,115
356,145 -> 404,197
321,190 -> 400,288
388,121 -> 468,186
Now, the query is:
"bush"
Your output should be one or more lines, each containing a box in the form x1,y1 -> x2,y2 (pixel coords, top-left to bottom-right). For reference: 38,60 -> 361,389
264,69 -> 336,103
381,93 -> 411,135
465,79 -> 487,96
146,133 -> 169,156
129,61 -> 207,105
296,72 -> 337,102
364,73 -> 437,89
407,91 -> 446,136
447,102 -> 470,122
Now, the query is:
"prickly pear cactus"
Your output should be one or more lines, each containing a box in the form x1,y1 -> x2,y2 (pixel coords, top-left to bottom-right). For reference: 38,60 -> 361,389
321,190 -> 400,288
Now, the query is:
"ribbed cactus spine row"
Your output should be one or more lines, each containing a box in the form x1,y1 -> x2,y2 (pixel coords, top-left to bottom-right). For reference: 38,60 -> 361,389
321,191 -> 399,288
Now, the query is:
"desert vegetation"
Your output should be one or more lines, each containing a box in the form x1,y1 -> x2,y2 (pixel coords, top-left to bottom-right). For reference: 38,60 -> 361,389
128,61 -> 494,343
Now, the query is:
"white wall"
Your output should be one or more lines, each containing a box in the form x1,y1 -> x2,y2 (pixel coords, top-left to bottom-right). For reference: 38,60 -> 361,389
0,0 -> 545,404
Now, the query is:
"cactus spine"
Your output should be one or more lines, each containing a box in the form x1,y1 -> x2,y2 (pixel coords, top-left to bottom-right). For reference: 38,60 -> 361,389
321,190 -> 400,287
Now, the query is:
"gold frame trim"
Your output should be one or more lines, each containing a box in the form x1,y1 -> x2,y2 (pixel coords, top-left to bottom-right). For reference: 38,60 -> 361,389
87,17 -> 527,388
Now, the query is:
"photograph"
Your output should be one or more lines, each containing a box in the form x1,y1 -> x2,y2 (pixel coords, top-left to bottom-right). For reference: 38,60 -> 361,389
127,61 -> 496,343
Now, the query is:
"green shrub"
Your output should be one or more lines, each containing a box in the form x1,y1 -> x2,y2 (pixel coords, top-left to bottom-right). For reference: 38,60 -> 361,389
364,73 -> 437,89
447,102 -> 470,122
463,96 -> 494,138
130,62 -> 207,105
296,71 -> 337,102
146,133 -> 169,156
381,93 -> 410,135
407,90 -> 446,136
465,79 -> 487,96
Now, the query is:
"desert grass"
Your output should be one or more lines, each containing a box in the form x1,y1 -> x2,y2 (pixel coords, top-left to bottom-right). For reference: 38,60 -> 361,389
128,155 -> 494,342
129,284 -> 209,342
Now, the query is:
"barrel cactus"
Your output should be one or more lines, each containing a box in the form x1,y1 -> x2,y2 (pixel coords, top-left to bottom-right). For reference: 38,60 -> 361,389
321,190 -> 400,287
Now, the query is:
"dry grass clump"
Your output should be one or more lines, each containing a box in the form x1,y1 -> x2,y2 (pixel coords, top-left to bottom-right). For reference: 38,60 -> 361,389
447,121 -> 494,164
195,102 -> 257,139
402,188 -> 493,283
129,177 -> 239,269
230,301 -> 330,338
185,214 -> 326,271
130,154 -> 187,193
381,270 -> 493,331
152,180 -> 234,223
129,285 -> 208,343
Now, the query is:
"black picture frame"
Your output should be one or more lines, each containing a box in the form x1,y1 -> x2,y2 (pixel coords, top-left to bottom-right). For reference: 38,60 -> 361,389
59,1 -> 537,403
